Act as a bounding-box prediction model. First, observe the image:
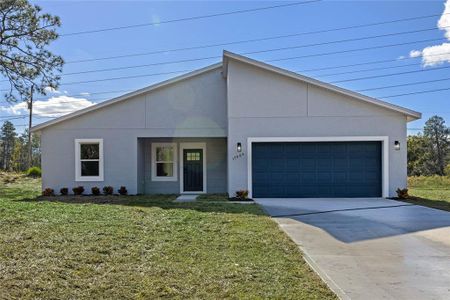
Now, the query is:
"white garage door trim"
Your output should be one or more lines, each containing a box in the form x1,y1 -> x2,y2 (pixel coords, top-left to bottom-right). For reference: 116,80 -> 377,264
247,136 -> 389,198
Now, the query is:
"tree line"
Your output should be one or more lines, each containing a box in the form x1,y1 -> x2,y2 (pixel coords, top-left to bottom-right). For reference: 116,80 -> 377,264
408,115 -> 450,176
0,120 -> 40,172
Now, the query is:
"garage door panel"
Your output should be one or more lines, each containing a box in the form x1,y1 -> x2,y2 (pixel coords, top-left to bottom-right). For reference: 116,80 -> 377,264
285,173 -> 300,184
334,172 -> 347,183
301,173 -> 317,184
300,159 -> 316,170
334,159 -> 347,170
317,172 -> 333,182
348,172 -> 366,182
349,158 -> 366,170
252,141 -> 381,198
366,172 -> 380,182
333,144 -> 347,155
270,173 -> 285,184
286,159 -> 300,170
317,159 -> 332,170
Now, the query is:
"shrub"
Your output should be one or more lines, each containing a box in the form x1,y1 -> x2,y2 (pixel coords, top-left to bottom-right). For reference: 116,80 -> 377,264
91,186 -> 101,195
396,188 -> 409,199
72,186 -> 85,195
42,188 -> 54,196
26,167 -> 41,177
235,190 -> 249,200
103,186 -> 114,195
60,187 -> 68,196
118,186 -> 128,195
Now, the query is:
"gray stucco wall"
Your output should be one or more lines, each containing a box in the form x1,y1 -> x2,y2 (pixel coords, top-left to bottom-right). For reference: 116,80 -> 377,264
226,59 -> 408,197
40,67 -> 227,194
140,138 -> 227,194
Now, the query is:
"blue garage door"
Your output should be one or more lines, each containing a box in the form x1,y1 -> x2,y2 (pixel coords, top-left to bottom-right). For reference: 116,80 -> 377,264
252,142 -> 381,198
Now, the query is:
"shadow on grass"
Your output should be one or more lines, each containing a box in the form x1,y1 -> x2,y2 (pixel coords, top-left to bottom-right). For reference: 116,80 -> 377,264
397,196 -> 450,212
17,194 -> 265,216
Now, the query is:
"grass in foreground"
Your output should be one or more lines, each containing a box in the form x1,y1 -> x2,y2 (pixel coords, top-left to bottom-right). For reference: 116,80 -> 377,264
404,176 -> 450,212
0,174 -> 335,299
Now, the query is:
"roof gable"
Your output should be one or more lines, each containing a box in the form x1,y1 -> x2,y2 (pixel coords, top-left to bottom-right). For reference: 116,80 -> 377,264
222,51 -> 421,122
32,63 -> 222,132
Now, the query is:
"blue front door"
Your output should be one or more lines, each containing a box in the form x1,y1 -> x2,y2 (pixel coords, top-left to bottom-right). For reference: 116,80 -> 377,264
252,142 -> 382,198
183,149 -> 203,192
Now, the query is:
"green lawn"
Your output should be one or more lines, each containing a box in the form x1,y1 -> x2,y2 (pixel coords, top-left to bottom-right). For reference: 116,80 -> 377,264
0,173 -> 335,299
405,176 -> 450,212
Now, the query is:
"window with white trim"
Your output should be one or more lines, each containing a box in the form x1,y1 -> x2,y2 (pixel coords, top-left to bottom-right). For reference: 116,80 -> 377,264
151,143 -> 177,181
75,139 -> 104,181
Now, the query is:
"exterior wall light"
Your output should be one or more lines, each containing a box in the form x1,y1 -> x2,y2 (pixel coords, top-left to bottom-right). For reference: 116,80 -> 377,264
237,142 -> 242,152
394,141 -> 400,151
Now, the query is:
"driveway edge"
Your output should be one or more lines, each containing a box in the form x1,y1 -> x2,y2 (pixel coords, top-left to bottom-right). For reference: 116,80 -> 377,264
274,218 -> 349,300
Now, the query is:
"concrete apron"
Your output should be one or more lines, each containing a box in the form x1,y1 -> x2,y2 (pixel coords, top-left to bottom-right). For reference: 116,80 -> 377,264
256,198 -> 450,300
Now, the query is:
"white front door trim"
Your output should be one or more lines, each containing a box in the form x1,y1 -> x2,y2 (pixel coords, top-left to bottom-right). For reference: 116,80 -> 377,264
247,136 -> 389,198
179,142 -> 207,194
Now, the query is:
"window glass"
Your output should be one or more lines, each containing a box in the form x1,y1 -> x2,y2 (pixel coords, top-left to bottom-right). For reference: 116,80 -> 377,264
81,161 -> 99,176
152,143 -> 176,181
80,144 -> 99,159
156,163 -> 174,177
76,139 -> 102,181
156,146 -> 173,161
187,152 -> 200,161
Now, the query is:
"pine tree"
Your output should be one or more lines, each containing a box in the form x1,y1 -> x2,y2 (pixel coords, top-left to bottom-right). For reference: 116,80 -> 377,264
423,116 -> 450,175
0,121 -> 17,170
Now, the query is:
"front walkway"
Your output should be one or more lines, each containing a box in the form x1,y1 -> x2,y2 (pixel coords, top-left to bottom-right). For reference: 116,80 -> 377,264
255,198 -> 450,300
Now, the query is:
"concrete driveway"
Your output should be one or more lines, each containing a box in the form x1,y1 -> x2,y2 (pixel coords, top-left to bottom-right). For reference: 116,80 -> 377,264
255,198 -> 450,300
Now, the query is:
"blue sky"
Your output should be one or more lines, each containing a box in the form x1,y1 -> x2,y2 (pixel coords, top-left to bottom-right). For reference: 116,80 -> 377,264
1,0 -> 449,133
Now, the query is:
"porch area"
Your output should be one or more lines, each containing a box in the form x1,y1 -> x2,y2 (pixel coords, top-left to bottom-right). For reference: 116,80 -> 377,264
137,138 -> 227,195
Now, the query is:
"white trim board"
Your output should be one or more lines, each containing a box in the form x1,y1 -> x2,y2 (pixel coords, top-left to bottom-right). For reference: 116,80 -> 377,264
151,142 -> 178,182
246,136 -> 389,198
179,142 -> 207,194
75,138 -> 104,182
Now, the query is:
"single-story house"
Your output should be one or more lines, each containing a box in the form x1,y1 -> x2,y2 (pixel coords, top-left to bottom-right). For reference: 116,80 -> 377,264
32,51 -> 421,198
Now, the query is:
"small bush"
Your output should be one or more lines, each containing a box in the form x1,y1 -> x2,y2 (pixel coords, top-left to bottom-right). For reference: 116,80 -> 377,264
26,167 -> 41,177
235,190 -> 249,200
103,186 -> 114,195
91,186 -> 101,195
396,188 -> 409,199
118,186 -> 128,195
60,187 -> 68,196
42,188 -> 54,196
72,186 -> 85,195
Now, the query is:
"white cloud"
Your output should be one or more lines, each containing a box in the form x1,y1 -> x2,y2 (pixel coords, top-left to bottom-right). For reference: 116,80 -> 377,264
79,92 -> 90,96
409,50 -> 422,58
422,43 -> 450,66
407,0 -> 450,67
44,86 -> 60,94
397,55 -> 406,60
0,95 -> 94,118
438,0 -> 450,39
